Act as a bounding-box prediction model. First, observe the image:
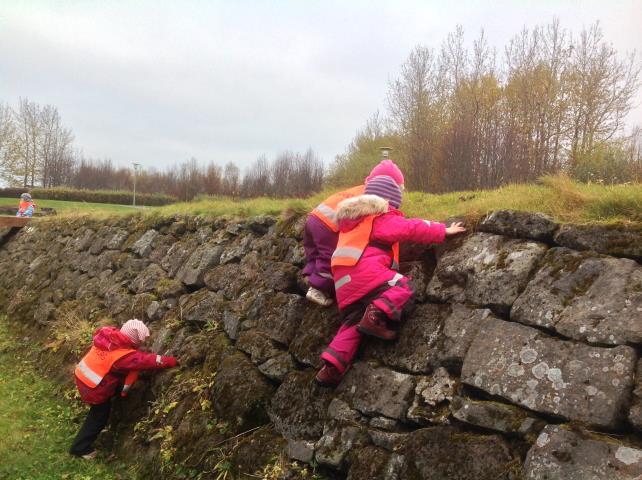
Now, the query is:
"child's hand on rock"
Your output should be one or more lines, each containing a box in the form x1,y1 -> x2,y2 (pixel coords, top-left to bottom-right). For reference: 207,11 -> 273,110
445,222 -> 466,236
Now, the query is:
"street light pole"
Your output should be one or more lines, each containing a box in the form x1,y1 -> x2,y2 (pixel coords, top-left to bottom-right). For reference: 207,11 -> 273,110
132,163 -> 141,207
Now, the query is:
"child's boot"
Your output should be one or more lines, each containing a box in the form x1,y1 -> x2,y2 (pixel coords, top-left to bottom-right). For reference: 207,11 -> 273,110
357,305 -> 397,340
315,362 -> 343,387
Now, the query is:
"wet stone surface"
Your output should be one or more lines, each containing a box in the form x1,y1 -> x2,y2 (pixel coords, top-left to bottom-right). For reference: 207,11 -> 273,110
511,247 -> 642,345
426,232 -> 548,312
462,318 -> 637,429
524,424 -> 642,480
554,223 -> 642,261
479,210 -> 559,242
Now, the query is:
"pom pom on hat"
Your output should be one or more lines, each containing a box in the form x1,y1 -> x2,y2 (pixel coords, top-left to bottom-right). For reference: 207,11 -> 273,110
364,175 -> 402,209
120,319 -> 150,345
365,160 -> 404,187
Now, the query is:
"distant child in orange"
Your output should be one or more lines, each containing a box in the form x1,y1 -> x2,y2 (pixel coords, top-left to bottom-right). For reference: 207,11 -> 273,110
16,193 -> 35,217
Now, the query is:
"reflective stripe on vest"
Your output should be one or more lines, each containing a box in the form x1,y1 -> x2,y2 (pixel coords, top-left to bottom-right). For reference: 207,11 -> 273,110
75,346 -> 137,389
334,274 -> 352,290
331,215 -> 377,268
311,185 -> 365,232
331,215 -> 400,291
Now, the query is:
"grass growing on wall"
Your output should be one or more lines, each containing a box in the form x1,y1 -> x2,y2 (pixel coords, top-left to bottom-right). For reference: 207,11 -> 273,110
158,175 -> 641,224
3,175 -> 640,224
0,316 -> 135,480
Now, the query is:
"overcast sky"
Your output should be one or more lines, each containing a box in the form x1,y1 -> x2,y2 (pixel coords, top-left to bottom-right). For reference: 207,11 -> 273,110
1,0 -> 641,172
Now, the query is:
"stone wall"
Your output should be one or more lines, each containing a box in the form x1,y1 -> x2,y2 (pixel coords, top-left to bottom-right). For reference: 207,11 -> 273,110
0,211 -> 641,479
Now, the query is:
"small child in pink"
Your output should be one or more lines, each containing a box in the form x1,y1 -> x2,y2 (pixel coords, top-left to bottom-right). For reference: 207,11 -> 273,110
315,175 -> 465,386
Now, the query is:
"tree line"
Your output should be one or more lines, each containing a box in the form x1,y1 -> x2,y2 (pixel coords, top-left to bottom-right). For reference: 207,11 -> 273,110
68,151 -> 323,201
0,98 -> 323,200
3,21 -> 639,200
330,21 -> 642,191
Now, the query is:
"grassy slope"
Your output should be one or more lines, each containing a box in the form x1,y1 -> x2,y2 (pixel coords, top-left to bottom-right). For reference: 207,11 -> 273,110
157,176 -> 641,224
0,317 -> 134,480
0,197 -> 142,216
2,176 -> 640,223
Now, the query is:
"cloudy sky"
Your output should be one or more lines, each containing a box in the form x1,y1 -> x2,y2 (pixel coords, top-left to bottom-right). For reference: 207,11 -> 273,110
1,0 -> 641,172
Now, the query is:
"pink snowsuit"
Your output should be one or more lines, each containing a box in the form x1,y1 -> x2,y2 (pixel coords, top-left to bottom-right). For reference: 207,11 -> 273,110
321,194 -> 446,374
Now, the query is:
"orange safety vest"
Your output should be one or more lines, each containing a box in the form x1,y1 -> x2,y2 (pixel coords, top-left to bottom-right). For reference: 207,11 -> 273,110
311,185 -> 365,232
75,346 -> 139,397
331,214 -> 400,274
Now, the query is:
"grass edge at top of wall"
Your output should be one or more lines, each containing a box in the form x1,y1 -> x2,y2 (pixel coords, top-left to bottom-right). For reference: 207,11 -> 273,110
5,175 -> 641,225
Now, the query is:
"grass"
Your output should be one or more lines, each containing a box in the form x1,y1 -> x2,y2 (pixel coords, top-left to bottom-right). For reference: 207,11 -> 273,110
2,175 -> 641,224
0,316 -> 135,480
158,175 -> 641,225
0,197 -> 143,216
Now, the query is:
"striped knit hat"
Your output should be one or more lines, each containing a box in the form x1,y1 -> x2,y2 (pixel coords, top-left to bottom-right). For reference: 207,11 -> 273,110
120,319 -> 150,345
365,175 -> 402,209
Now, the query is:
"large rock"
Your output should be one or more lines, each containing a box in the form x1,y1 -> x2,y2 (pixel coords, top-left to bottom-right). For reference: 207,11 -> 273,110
129,263 -> 167,294
364,303 -> 495,374
236,330 -> 284,365
160,239 -> 198,277
129,229 -> 159,257
479,210 -> 558,242
394,427 -> 520,480
176,242 -> 222,287
524,424 -> 642,479
346,446 -> 392,480
314,420 -> 370,469
243,292 -> 305,346
407,367 -> 458,425
179,290 -> 226,325
210,352 -> 275,432
511,247 -> 642,345
462,318 -> 637,429
336,362 -> 415,421
554,223 -> 642,261
269,370 -> 334,441
450,396 -> 544,438
426,232 -> 548,312
289,306 -> 341,368
628,361 -> 642,430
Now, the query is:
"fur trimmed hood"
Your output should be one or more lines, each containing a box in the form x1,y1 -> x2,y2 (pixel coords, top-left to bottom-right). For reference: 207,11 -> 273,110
336,194 -> 389,221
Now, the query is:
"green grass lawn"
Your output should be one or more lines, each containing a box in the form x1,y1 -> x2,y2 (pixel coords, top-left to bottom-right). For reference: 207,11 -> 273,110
2,175 -> 641,224
0,197 -> 144,216
0,317 -> 135,480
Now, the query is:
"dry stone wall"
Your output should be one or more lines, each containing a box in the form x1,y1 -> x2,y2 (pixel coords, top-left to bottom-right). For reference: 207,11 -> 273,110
0,211 -> 641,479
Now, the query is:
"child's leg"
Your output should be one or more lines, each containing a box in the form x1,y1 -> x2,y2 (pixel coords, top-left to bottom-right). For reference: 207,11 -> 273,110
320,323 -> 363,374
371,277 -> 414,321
302,216 -> 336,297
312,224 -> 337,297
69,401 -> 111,456
302,217 -> 320,281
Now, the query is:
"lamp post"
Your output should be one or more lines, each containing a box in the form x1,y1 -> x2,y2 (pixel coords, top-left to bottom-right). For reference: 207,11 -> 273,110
380,147 -> 392,159
132,163 -> 141,207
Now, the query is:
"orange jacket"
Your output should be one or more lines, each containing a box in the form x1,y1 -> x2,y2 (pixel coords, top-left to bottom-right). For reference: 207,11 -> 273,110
310,185 -> 365,232
75,346 -> 139,397
331,213 -> 399,271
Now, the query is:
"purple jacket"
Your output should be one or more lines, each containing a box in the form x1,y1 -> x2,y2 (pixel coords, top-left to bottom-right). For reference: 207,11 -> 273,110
332,195 -> 446,310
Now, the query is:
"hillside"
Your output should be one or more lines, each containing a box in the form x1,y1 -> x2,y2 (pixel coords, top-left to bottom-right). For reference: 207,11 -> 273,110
3,176 -> 640,224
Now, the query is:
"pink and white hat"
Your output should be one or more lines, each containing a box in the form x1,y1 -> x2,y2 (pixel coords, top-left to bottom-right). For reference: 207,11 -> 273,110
120,319 -> 150,345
